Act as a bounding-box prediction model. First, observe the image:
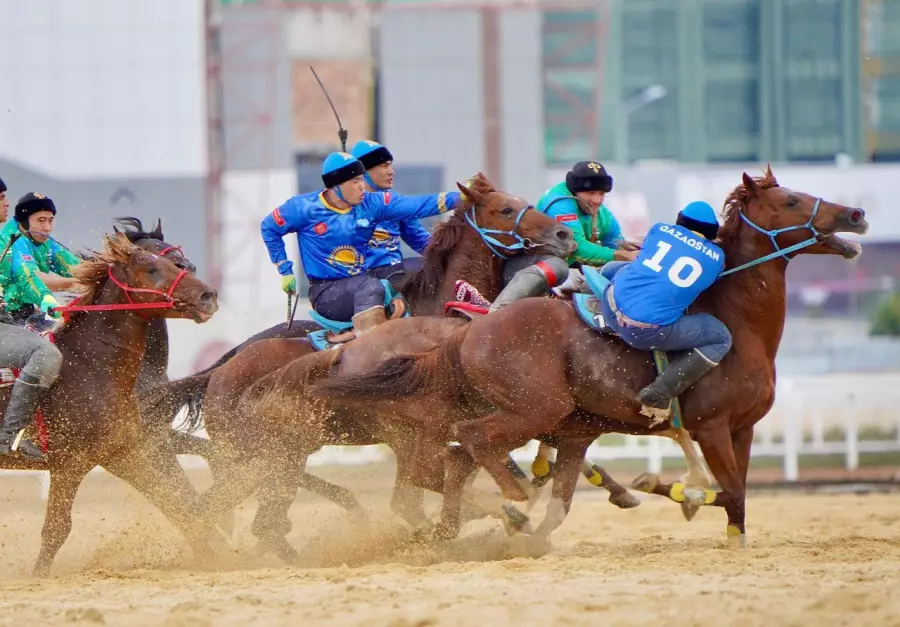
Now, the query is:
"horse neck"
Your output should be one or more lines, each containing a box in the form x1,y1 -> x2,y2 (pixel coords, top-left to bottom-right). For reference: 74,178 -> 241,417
56,280 -> 151,388
409,227 -> 502,317
705,222 -> 789,362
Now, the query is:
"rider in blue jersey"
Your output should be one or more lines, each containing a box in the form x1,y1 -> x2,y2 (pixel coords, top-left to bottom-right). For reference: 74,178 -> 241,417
349,140 -> 431,288
260,151 -> 462,336
599,201 -> 732,411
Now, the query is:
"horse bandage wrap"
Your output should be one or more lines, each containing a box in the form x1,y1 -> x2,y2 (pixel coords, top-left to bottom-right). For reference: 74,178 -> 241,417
534,260 -> 561,287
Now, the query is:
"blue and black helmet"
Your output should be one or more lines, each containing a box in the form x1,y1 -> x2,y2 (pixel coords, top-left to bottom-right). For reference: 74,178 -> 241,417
677,200 -> 719,240
350,140 -> 393,171
321,152 -> 365,189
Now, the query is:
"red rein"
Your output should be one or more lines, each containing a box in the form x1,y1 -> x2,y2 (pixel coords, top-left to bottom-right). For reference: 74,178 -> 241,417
51,266 -> 189,319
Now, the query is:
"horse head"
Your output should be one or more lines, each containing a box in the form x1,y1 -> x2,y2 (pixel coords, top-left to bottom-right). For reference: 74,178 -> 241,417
72,233 -> 218,323
721,165 -> 869,262
113,216 -> 198,274
457,172 -> 576,259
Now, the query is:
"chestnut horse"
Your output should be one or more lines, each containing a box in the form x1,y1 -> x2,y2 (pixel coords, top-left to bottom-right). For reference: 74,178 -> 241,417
164,174 -> 599,562
309,168 -> 869,544
1,234 -> 219,576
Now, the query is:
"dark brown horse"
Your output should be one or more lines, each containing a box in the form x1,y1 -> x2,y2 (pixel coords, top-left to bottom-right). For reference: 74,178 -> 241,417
1,234 -> 219,576
164,175 -> 628,561
310,168 -> 869,544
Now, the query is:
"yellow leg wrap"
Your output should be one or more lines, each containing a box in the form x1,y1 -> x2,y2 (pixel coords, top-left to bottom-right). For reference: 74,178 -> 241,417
585,466 -> 604,487
668,482 -> 717,505
532,457 -> 551,478
726,524 -> 742,537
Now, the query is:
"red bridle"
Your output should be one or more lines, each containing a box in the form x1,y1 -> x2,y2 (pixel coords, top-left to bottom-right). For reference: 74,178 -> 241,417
52,266 -> 190,319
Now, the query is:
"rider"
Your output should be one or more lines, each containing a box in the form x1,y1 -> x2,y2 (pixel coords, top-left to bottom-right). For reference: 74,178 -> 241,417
0,193 -> 77,462
349,140 -> 431,289
486,161 -> 633,312
599,200 -> 732,412
261,151 -> 463,336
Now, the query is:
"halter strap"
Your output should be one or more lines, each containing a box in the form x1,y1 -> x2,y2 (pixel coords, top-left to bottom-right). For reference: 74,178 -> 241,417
720,198 -> 822,277
52,266 -> 189,317
464,204 -> 537,260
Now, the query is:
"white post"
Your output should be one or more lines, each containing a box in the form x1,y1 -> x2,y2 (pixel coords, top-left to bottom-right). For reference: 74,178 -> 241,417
648,436 -> 663,474
783,414 -> 800,482
845,413 -> 859,471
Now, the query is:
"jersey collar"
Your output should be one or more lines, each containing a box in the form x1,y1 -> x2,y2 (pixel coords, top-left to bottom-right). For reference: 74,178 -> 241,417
319,191 -> 352,215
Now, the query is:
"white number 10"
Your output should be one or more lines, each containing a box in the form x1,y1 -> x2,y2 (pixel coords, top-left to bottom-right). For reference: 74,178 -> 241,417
641,241 -> 703,288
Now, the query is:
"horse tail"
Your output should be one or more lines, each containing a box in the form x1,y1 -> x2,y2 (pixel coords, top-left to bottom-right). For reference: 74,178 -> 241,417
310,326 -> 468,403
251,347 -> 345,424
140,372 -> 212,434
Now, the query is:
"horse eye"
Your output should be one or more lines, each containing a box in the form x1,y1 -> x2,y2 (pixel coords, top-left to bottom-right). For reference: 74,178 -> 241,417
787,196 -> 799,207
502,207 -> 514,216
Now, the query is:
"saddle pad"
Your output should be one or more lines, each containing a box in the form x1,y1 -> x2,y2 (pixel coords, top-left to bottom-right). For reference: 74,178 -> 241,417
582,265 -> 610,299
443,301 -> 488,320
573,293 -> 613,334
307,329 -> 350,352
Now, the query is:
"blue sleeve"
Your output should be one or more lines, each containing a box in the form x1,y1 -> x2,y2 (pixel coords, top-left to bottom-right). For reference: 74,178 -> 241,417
398,219 -> 431,254
367,191 -> 462,224
601,213 -> 625,249
260,197 -> 305,276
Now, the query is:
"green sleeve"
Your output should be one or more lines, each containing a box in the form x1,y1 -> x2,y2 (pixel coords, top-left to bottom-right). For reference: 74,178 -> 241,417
50,240 -> 81,277
570,222 -> 617,265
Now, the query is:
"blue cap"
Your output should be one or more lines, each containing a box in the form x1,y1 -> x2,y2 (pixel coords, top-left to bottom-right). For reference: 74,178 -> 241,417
677,201 -> 719,239
350,140 -> 393,171
321,152 -> 365,188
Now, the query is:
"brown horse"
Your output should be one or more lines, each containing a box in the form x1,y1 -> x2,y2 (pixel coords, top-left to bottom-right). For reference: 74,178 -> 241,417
163,175 -> 630,561
1,233 -> 219,576
309,167 -> 869,544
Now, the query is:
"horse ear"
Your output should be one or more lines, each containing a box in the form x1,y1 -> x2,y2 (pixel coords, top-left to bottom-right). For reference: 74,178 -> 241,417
113,226 -> 121,234
742,172 -> 760,198
152,219 -> 163,237
456,181 -> 482,206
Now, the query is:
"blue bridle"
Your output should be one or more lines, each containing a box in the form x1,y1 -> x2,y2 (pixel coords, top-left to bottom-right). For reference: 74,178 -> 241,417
719,197 -> 822,277
463,204 -> 537,259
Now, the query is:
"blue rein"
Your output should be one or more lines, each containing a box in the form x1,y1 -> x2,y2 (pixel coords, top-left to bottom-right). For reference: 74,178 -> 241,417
464,205 -> 536,259
719,197 -> 822,277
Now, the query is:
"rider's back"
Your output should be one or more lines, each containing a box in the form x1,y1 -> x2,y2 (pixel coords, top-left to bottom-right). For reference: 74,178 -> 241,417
612,222 -> 724,326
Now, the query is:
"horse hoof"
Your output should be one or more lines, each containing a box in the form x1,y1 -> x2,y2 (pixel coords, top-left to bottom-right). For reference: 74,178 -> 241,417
608,490 -> 641,509
530,474 -> 552,489
631,472 -> 659,493
432,522 -> 459,542
31,564 -> 51,578
502,504 -> 533,536
726,531 -> 747,550
680,500 -> 700,521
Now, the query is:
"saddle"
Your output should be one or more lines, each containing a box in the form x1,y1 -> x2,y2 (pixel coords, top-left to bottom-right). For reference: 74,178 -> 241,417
307,279 -> 410,352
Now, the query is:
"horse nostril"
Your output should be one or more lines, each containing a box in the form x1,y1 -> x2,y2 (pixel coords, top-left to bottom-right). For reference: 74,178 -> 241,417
200,291 -> 217,304
849,209 -> 865,226
556,229 -> 571,240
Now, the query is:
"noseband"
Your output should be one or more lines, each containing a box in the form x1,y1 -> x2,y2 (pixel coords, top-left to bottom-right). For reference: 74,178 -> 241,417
464,204 -> 538,260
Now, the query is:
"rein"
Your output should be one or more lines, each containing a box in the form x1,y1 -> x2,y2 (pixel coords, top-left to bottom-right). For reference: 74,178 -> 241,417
51,266 -> 189,317
719,197 -> 822,277
464,204 -> 538,260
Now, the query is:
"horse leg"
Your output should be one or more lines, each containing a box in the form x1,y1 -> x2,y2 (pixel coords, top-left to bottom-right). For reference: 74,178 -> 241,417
389,437 -> 432,531
102,446 -> 216,562
530,442 -> 555,488
168,431 -> 215,458
533,437 -> 593,541
433,444 -> 479,540
33,466 -> 92,577
451,407 -> 573,502
727,426 -> 754,546
581,461 -> 642,509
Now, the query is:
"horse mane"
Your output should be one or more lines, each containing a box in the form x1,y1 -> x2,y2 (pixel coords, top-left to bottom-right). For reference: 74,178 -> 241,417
400,175 -> 493,303
113,216 -> 164,242
53,233 -> 138,331
716,168 -> 779,254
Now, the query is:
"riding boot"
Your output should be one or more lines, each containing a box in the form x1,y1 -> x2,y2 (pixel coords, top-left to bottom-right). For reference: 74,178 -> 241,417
489,270 -> 551,313
0,376 -> 50,462
637,349 -> 717,410
351,306 -> 388,337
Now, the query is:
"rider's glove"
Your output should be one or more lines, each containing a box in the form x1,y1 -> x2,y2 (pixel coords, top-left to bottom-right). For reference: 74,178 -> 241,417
39,294 -> 60,319
280,274 -> 297,295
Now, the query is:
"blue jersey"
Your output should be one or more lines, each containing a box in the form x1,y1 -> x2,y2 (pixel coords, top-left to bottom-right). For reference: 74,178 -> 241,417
366,191 -> 432,268
610,222 -> 725,326
261,188 -> 458,281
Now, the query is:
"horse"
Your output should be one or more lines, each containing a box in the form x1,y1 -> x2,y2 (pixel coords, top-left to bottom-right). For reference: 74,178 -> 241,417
1,233 -> 220,576
308,167 -> 869,545
159,175 -> 636,562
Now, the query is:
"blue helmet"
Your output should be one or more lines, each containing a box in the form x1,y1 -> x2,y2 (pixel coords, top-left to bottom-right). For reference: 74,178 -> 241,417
350,140 -> 393,171
321,152 -> 365,189
676,200 -> 719,239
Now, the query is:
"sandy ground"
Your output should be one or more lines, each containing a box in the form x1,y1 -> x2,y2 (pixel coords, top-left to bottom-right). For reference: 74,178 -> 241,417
0,465 -> 898,627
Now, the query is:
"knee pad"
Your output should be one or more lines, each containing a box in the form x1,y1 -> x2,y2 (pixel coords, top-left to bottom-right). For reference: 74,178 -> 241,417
531,256 -> 570,287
